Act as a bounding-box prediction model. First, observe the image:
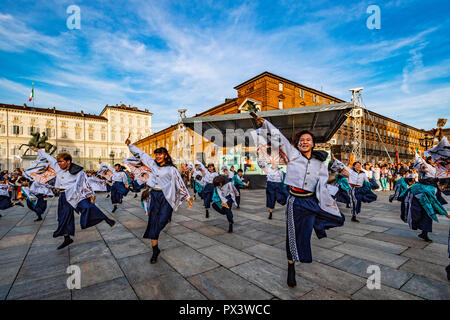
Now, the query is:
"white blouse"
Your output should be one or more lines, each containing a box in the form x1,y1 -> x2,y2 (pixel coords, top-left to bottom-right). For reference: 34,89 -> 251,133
128,144 -> 190,211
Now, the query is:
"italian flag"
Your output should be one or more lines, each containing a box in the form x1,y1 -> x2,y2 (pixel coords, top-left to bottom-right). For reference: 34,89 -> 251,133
28,88 -> 34,101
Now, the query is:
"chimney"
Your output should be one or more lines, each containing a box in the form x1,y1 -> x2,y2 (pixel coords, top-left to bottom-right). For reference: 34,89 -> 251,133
53,106 -> 56,113
81,110 -> 84,116
178,109 -> 187,123
145,108 -> 148,113
23,103 -> 27,108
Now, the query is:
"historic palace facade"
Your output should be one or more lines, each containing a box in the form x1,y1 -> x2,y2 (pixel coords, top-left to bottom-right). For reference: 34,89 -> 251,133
0,103 -> 152,170
135,72 -> 428,169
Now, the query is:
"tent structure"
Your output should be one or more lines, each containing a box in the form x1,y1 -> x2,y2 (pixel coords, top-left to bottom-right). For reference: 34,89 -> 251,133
182,103 -> 354,145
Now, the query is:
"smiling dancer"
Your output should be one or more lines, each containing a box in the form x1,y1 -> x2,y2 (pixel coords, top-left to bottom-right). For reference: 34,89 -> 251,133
32,147 -> 115,250
252,113 -> 345,288
126,138 -> 193,264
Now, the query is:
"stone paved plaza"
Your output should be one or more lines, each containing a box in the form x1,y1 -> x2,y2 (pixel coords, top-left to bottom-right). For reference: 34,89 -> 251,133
0,189 -> 449,300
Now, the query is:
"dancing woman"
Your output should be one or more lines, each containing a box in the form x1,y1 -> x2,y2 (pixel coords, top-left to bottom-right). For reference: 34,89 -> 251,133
126,138 -> 193,263
252,114 -> 345,288
331,158 -> 377,222
0,175 -> 24,217
211,175 -> 239,233
195,161 -> 218,218
100,163 -> 130,213
258,161 -> 288,219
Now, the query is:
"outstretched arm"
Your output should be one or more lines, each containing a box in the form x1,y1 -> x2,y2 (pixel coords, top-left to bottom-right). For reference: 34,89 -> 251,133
126,138 -> 157,171
251,114 -> 299,163
32,147 -> 58,171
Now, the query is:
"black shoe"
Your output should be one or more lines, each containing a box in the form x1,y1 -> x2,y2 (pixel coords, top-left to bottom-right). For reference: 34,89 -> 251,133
134,194 -> 138,198
268,212 -> 272,220
34,216 -> 43,222
228,223 -> 233,233
112,205 -> 118,213
106,218 -> 116,227
150,246 -> 161,264
446,265 -> 450,281
0,214 -> 2,218
418,232 -> 432,242
106,194 -> 110,198
346,204 -> 350,208
57,237 -> 73,250
205,211 -> 209,218
351,215 -> 360,223
236,206 -> 240,209
287,263 -> 297,288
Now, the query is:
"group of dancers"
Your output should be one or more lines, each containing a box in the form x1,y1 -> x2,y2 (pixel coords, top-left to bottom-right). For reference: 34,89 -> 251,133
1,114 -> 449,287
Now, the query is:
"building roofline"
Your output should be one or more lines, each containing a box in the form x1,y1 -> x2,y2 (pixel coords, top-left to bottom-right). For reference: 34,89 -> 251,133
0,103 -> 107,121
233,71 -> 345,102
364,108 -> 428,133
134,123 -> 179,145
99,104 -> 153,116
195,98 -> 238,117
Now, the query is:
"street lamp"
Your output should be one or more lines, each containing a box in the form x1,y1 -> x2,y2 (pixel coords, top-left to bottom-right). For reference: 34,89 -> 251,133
109,150 -> 115,165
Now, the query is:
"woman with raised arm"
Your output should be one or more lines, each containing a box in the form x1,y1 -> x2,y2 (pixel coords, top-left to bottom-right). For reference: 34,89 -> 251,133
101,163 -> 130,213
331,158 -> 377,222
125,138 -> 193,264
195,161 -> 218,218
252,114 -> 345,288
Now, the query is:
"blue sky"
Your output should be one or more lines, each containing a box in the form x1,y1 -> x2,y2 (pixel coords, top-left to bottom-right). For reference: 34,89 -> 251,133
0,0 -> 449,132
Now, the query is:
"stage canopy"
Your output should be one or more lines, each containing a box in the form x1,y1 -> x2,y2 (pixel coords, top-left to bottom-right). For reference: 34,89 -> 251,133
182,103 -> 353,145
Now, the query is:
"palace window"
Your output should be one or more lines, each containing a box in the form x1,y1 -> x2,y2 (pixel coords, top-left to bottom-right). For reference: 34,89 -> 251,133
299,88 -> 304,98
12,125 -> 21,135
75,131 -> 81,139
101,133 -> 106,141
0,124 -> 5,134
29,126 -> 39,134
89,132 -> 94,140
62,131 -> 67,139
145,119 -> 149,127
279,83 -> 283,91
279,100 -> 283,109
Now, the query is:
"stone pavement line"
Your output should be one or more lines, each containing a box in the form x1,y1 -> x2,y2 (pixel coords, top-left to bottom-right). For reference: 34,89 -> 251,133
4,199 -> 57,300
2,190 -> 449,300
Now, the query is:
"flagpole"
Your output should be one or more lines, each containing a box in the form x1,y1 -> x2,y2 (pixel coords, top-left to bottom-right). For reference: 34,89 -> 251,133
32,82 -> 35,107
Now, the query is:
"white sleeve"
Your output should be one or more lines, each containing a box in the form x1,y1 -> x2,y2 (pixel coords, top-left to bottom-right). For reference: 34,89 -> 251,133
129,144 -> 157,170
261,120 -> 300,163
122,172 -> 128,185
37,149 -> 58,171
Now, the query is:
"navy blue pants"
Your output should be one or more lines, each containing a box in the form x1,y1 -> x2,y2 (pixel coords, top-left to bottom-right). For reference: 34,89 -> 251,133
266,181 -> 288,209
132,180 -> 144,193
351,186 -> 377,215
111,181 -> 128,205
201,183 -> 214,209
335,186 -> 351,205
143,190 -> 173,240
212,195 -> 234,223
26,195 -> 47,218
286,194 -> 344,263
408,196 -> 433,233
0,195 -> 13,210
53,192 -> 111,238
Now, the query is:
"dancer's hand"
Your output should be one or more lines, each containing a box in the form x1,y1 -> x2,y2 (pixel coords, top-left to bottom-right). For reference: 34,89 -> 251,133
331,153 -> 336,161
90,195 -> 95,204
32,147 -> 39,152
246,182 -> 250,187
221,202 -> 229,209
187,197 -> 194,208
250,112 -> 265,127
125,133 -> 131,145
